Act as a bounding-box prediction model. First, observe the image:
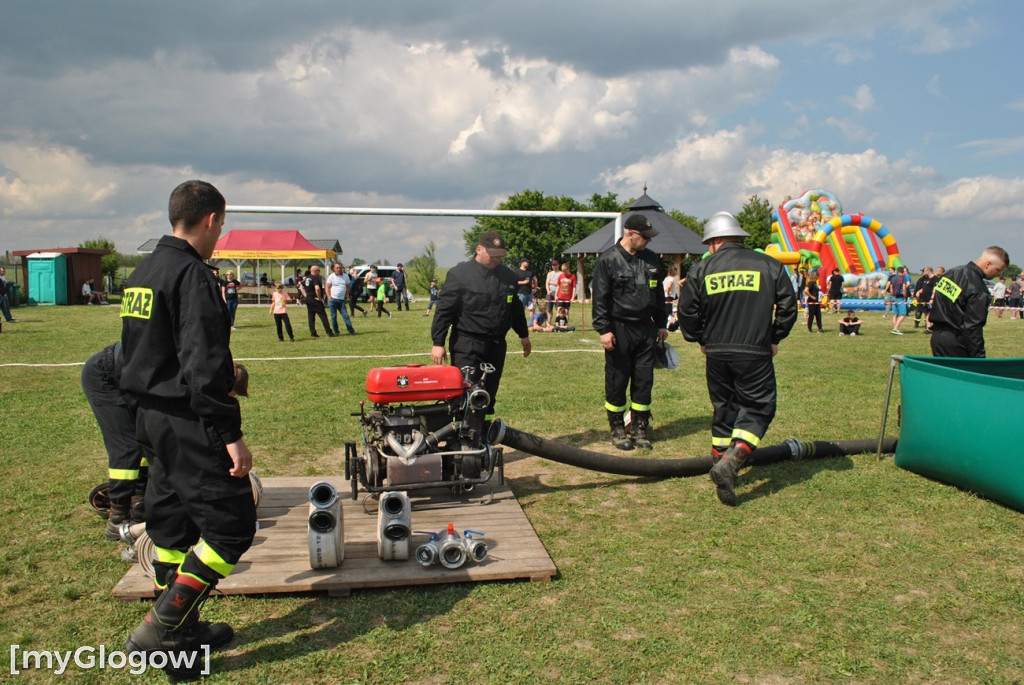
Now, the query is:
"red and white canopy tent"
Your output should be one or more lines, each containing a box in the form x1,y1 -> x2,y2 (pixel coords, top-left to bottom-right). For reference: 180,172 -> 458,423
211,230 -> 336,302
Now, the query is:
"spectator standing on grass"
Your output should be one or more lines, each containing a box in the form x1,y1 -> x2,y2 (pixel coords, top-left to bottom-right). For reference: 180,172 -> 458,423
392,263 -> 410,311
930,246 -> 1008,358
514,259 -> 535,313
827,268 -> 844,313
364,265 -> 379,311
544,259 -> 561,317
886,266 -> 910,335
664,266 -> 680,318
375,278 -> 392,318
992,277 -> 1007,318
913,267 -> 937,330
1007,275 -> 1023,320
804,276 -> 823,333
326,263 -> 356,335
555,261 -> 577,314
424,278 -> 440,315
269,282 -> 295,341
882,267 -> 896,318
221,271 -> 241,330
347,266 -> 367,317
0,267 -> 16,323
300,265 -> 335,338
677,211 -> 797,507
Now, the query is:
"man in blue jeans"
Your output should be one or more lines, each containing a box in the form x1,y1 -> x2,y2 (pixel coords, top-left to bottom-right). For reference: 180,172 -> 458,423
326,262 -> 356,335
392,263 -> 410,311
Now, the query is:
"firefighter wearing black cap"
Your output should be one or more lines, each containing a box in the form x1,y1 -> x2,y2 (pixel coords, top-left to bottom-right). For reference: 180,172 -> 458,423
592,213 -> 668,450
678,211 -> 797,506
929,246 -> 1008,358
431,230 -> 531,436
119,180 -> 254,677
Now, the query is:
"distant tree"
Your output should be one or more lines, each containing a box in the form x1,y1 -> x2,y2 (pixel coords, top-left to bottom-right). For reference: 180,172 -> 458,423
348,257 -> 366,267
466,190 -> 624,270
79,237 -> 119,280
1004,263 -> 1021,280
735,195 -> 773,250
667,209 -> 705,238
406,240 -> 439,292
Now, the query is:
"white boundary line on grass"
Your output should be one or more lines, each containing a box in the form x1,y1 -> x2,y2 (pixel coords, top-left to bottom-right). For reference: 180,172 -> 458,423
1,348 -> 603,368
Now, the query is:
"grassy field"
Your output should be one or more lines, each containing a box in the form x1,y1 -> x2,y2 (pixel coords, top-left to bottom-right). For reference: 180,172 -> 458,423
1,300 -> 1022,683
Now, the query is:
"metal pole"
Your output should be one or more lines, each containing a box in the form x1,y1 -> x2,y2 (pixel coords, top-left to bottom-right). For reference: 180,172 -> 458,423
876,354 -> 904,460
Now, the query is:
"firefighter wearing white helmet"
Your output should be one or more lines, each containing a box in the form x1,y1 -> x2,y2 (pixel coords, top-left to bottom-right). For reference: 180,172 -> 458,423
677,211 -> 798,506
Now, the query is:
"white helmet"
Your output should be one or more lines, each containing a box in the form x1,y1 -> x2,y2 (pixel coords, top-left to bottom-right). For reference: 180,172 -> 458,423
701,211 -> 748,244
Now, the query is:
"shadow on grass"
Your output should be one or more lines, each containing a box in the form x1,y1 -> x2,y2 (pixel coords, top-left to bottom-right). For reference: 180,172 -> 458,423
738,455 -> 855,505
214,584 -> 472,674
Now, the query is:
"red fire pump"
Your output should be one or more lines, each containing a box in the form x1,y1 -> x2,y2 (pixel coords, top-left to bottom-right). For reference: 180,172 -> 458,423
346,363 -> 504,498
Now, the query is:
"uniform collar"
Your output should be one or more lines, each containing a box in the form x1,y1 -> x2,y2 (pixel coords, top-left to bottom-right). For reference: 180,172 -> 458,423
156,234 -> 203,262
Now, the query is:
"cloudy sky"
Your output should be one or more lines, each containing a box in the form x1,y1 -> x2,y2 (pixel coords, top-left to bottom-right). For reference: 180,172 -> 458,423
1,0 -> 1021,269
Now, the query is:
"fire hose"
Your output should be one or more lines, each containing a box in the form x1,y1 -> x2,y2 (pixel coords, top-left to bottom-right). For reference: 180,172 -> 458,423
487,419 -> 897,478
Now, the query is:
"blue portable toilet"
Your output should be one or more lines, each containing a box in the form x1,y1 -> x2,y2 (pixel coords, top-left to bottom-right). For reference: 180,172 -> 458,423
26,252 -> 69,305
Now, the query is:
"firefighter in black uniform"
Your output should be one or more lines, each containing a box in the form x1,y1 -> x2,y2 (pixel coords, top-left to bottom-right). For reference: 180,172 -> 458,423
300,264 -> 335,337
592,213 -> 668,451
678,211 -> 797,506
119,181 -> 255,677
431,230 -> 531,437
929,246 -> 1008,358
81,341 -> 148,541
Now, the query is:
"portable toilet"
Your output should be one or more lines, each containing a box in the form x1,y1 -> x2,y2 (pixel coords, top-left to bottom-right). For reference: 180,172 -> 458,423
26,252 -> 69,305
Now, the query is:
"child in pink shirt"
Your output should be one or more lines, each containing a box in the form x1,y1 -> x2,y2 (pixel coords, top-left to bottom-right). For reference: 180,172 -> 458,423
270,282 -> 295,341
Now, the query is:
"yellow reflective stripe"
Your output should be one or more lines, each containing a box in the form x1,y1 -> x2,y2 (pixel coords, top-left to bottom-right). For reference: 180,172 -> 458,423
705,270 -> 761,294
140,457 -> 149,468
934,276 -> 961,302
604,401 -> 628,412
711,436 -> 732,448
108,468 -> 139,481
630,402 -> 651,411
731,429 -> 761,447
120,287 -> 154,319
194,540 -> 234,578
154,546 -> 188,566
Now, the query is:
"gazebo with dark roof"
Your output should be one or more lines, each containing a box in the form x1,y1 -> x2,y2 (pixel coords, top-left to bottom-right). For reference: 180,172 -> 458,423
564,189 -> 705,259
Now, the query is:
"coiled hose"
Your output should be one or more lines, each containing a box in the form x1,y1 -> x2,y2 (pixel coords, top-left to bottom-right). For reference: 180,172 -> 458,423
487,419 -> 896,478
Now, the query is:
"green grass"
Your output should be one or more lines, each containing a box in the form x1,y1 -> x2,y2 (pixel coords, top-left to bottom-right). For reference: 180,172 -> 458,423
1,302 -> 1023,682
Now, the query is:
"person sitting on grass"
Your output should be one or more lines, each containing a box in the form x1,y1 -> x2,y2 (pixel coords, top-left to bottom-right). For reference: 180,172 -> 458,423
553,306 -> 575,332
529,301 -> 554,332
839,311 -> 862,336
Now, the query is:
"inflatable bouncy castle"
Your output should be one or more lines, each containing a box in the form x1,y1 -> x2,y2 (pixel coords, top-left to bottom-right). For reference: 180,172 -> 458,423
766,190 -> 905,310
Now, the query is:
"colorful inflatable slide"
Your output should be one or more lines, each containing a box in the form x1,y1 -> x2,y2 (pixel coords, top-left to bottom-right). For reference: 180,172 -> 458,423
767,189 -> 905,310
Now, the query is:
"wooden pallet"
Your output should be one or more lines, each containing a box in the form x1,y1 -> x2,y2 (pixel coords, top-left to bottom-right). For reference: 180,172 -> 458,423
112,476 -> 556,600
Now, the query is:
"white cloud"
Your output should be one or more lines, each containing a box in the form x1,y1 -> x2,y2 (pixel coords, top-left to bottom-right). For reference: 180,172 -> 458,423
926,74 -> 944,98
841,85 -> 876,113
957,136 -> 1024,158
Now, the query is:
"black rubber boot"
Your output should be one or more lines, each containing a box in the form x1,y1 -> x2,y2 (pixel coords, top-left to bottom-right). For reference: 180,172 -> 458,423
129,494 -> 146,524
125,573 -> 231,677
150,563 -> 234,652
631,411 -> 653,450
607,411 -> 634,451
105,501 -> 130,541
709,442 -> 752,506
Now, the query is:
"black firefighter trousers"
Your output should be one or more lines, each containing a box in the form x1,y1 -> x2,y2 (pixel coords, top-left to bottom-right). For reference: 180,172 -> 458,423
706,352 -> 777,449
136,404 -> 256,582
